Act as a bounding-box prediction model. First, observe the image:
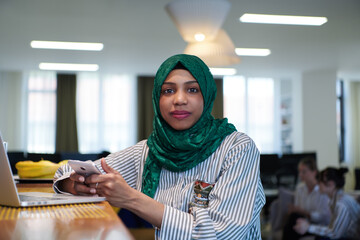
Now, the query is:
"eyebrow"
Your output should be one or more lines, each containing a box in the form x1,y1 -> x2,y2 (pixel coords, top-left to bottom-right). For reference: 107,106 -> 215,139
162,80 -> 199,86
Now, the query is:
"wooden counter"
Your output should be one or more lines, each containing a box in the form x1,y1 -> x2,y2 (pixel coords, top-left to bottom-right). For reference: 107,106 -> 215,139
0,183 -> 133,240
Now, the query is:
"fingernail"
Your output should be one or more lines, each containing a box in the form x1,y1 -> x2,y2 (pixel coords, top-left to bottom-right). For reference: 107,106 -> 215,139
79,176 -> 85,182
90,188 -> 96,194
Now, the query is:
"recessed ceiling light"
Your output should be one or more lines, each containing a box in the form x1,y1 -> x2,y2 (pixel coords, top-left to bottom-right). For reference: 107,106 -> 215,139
210,68 -> 237,76
235,48 -> 271,56
31,41 -> 104,51
39,63 -> 99,71
239,13 -> 327,26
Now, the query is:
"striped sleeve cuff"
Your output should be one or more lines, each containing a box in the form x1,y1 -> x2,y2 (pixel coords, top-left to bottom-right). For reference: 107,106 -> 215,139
52,164 -> 73,194
307,224 -> 317,234
52,172 -> 73,194
160,205 -> 193,240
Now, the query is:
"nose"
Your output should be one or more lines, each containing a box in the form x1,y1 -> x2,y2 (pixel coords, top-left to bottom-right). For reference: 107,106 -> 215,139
174,90 -> 187,105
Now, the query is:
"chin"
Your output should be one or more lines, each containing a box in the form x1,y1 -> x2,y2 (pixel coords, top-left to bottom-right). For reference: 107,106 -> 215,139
171,125 -> 189,131
170,122 -> 193,131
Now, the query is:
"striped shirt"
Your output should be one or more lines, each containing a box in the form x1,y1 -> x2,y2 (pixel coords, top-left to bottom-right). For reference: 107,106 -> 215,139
308,190 -> 360,239
294,183 -> 330,224
54,131 -> 265,239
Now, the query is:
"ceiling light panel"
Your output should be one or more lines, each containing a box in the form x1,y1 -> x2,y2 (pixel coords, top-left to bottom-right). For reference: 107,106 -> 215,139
239,13 -> 327,26
39,63 -> 99,71
235,48 -> 271,56
31,41 -> 104,51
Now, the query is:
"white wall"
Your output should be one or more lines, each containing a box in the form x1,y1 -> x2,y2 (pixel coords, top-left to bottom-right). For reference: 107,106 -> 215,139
0,72 -> 26,151
292,74 -> 303,152
301,69 -> 338,170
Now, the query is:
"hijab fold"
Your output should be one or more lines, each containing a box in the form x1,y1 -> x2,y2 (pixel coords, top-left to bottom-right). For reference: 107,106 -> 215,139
142,54 -> 236,198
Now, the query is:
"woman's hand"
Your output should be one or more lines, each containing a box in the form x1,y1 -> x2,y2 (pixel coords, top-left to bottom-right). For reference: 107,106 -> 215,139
86,158 -> 165,228
293,218 -> 310,235
64,171 -> 98,196
85,158 -> 136,207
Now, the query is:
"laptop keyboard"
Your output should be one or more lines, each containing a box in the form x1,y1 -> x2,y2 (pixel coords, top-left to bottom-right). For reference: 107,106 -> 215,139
19,195 -> 65,202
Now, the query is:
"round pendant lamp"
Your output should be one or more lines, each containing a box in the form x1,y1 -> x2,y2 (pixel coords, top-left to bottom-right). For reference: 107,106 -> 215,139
184,29 -> 240,67
165,0 -> 231,42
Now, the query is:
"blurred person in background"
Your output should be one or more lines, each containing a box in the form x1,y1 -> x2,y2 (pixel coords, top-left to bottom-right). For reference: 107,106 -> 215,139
282,156 -> 331,240
294,167 -> 360,240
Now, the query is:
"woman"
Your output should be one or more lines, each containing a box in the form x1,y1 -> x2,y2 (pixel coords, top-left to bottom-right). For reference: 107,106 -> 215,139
294,167 -> 360,240
53,54 -> 265,239
282,157 -> 331,240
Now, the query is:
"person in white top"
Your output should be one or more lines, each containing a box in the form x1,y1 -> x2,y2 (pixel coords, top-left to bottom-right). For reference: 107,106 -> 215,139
53,54 -> 265,239
294,167 -> 360,240
282,156 -> 330,240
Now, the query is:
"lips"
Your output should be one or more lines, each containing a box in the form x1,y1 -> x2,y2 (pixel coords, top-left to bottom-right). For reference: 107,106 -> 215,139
171,110 -> 191,119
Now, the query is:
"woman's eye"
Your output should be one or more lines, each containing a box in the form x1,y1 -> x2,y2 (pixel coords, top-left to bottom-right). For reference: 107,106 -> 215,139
162,88 -> 174,94
188,87 -> 199,93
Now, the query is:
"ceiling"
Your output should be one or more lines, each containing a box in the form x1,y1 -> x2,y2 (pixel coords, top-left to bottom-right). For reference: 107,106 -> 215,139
1,0 -> 360,79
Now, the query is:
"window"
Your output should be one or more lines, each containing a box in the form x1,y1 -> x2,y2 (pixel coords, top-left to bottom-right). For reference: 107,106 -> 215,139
223,76 -> 275,153
77,73 -> 137,153
26,72 -> 136,154
336,80 -> 344,162
27,71 -> 57,153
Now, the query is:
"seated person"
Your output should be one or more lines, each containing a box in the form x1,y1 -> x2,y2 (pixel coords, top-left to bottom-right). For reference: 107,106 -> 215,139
294,167 -> 360,240
281,156 -> 331,240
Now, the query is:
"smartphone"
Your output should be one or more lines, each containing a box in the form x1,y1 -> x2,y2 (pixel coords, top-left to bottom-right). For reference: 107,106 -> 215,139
68,160 -> 102,177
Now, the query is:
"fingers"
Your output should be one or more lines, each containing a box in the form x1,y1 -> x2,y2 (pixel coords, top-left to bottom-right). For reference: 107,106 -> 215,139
69,171 -> 99,195
69,171 -> 85,183
70,159 -> 120,196
83,173 -> 107,195
88,182 -> 97,188
101,158 -> 117,174
72,181 -> 97,195
84,172 -> 103,184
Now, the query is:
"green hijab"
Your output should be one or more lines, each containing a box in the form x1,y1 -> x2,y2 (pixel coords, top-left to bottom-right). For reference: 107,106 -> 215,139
142,54 -> 236,198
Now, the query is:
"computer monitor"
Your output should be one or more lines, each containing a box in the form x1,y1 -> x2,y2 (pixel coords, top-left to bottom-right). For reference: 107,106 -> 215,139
279,152 -> 317,169
260,154 -> 280,189
277,152 -> 317,190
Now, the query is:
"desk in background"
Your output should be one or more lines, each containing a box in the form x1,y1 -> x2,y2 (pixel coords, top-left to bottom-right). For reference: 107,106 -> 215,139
0,183 -> 133,240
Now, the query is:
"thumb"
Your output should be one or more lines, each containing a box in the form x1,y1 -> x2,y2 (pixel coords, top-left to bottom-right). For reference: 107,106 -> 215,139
101,158 -> 117,174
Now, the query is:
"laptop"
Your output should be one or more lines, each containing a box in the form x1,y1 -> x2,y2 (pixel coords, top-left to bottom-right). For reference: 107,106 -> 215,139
0,133 -> 106,207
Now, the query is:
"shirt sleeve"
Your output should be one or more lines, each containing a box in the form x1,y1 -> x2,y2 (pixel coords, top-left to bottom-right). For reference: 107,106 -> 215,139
53,140 -> 147,193
309,194 -> 331,224
159,137 -> 265,240
294,184 -> 302,207
308,202 -> 351,239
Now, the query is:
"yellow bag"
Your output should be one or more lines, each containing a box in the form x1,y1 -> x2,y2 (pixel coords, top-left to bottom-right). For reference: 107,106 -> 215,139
15,159 -> 68,179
